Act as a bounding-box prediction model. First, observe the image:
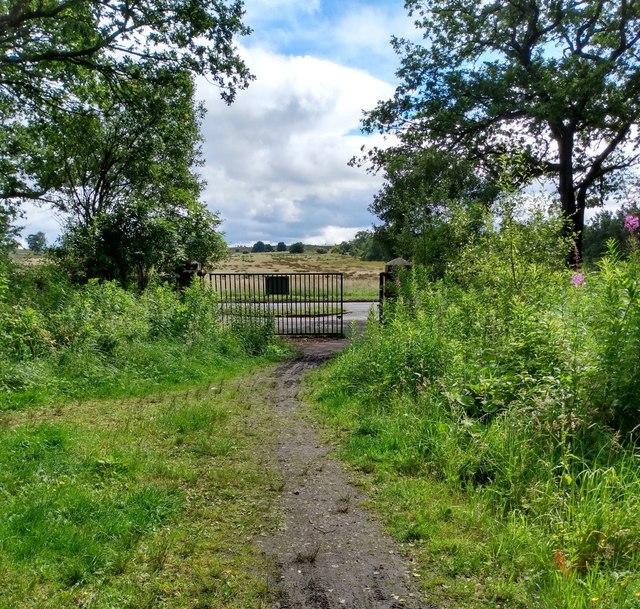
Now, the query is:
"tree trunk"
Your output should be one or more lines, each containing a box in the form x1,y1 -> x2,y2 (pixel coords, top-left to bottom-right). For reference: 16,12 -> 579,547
555,127 -> 582,268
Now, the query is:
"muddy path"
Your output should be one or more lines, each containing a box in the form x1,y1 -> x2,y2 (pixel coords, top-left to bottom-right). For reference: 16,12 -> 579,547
261,339 -> 435,609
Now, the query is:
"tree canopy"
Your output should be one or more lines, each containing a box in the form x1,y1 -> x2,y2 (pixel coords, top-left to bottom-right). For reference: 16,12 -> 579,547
361,0 -> 640,264
1,0 -> 252,204
26,231 -> 46,252
0,0 -> 252,112
34,67 -> 227,288
0,0 -> 248,283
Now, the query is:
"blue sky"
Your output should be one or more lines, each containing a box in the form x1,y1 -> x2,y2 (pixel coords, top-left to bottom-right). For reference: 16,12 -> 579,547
23,0 -> 413,247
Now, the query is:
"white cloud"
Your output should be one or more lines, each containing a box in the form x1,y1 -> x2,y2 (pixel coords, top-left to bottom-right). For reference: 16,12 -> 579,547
302,225 -> 367,245
198,46 -> 394,244
242,0 -> 416,82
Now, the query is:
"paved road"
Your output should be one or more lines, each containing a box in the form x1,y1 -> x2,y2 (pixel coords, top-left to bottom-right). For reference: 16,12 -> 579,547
343,301 -> 378,322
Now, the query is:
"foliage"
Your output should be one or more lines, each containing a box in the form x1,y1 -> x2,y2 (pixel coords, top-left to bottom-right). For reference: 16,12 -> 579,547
0,271 -> 282,409
25,231 -> 46,253
345,230 -> 391,262
252,241 -> 266,253
0,201 -> 20,254
289,242 -> 305,254
24,67 -> 227,287
0,0 -> 252,118
583,204 -> 640,263
52,200 -> 226,290
0,0 -> 252,258
362,149 -> 497,269
361,0 -> 640,263
312,204 -> 640,607
33,68 -> 204,223
276,241 -> 288,252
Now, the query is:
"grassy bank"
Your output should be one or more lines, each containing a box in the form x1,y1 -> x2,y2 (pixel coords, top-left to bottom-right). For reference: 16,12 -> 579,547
0,262 -> 287,607
1,266 -> 284,411
308,218 -> 640,608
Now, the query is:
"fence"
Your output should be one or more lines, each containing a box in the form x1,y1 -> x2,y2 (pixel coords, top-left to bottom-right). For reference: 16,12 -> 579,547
204,272 -> 344,336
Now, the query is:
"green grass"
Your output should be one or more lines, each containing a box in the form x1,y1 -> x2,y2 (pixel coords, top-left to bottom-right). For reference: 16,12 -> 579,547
0,338 -> 284,411
0,365 -> 283,609
307,375 -> 640,609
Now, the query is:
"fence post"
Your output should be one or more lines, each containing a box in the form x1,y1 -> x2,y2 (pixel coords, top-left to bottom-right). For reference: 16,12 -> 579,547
379,258 -> 413,323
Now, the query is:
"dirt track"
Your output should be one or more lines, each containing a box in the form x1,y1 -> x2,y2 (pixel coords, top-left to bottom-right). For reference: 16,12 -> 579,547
261,339 -> 435,609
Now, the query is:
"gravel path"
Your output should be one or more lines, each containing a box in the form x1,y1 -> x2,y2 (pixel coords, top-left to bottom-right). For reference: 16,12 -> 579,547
262,339 -> 435,609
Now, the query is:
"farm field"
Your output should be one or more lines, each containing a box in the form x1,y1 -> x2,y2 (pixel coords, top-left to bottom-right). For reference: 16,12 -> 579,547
208,252 -> 383,301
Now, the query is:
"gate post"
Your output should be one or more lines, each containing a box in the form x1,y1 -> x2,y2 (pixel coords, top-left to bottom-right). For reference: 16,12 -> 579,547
379,257 -> 412,323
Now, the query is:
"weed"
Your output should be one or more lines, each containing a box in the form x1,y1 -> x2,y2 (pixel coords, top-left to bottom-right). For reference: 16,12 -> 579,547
310,208 -> 640,608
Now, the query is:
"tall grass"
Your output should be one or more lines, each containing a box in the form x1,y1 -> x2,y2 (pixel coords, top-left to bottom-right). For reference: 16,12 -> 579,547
311,209 -> 640,608
0,266 -> 283,409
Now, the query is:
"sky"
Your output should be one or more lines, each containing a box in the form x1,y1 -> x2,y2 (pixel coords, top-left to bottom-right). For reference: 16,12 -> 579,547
21,0 -> 415,247
199,0 -> 416,246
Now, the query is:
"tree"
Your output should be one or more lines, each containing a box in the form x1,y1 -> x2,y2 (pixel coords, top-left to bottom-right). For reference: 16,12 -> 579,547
26,232 -> 47,253
34,67 -> 226,288
0,0 -> 252,210
252,241 -> 266,253
264,243 -> 274,252
367,148 -> 496,268
29,67 -> 203,223
0,201 -> 20,254
276,241 -> 287,252
53,200 -> 226,289
361,0 -> 640,265
347,230 -> 390,262
583,204 -> 640,263
0,0 -> 251,113
289,242 -> 304,254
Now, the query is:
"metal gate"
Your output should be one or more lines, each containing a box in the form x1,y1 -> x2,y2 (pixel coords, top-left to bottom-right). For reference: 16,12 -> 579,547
204,273 -> 344,336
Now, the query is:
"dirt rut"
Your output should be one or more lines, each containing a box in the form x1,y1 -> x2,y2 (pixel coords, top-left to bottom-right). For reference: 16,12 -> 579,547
262,339 -> 435,609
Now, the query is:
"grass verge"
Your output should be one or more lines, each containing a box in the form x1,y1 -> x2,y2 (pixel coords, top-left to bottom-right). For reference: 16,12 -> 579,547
0,365 -> 283,609
306,375 -> 640,609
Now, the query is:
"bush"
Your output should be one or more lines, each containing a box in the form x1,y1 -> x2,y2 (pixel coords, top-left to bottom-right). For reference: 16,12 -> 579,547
0,273 -> 281,407
289,242 -> 304,254
314,204 -> 640,607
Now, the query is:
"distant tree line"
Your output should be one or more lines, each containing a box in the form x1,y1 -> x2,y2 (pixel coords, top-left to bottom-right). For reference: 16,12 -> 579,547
250,241 -> 305,254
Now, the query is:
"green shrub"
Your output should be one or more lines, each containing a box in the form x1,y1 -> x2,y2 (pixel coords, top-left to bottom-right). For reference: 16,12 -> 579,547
313,205 -> 640,607
0,273 -> 281,408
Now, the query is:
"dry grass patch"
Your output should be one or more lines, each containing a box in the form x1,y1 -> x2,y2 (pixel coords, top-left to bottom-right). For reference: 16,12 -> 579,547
209,253 -> 383,300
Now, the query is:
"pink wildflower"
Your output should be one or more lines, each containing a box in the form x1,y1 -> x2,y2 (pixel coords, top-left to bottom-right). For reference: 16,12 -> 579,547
624,214 -> 640,234
394,278 -> 401,288
571,272 -> 585,287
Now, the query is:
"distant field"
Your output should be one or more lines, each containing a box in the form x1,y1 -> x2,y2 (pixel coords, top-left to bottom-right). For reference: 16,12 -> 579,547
208,252 -> 383,301
9,250 -> 384,301
9,250 -> 44,265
